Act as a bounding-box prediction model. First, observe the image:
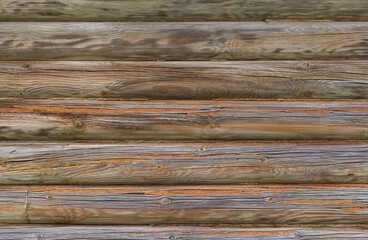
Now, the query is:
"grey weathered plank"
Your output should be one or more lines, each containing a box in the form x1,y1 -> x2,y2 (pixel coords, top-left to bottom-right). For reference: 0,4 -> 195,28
2,185 -> 368,224
0,99 -> 367,141
1,61 -> 368,100
1,0 -> 368,21
1,225 -> 368,239
0,142 -> 367,185
1,22 -> 368,60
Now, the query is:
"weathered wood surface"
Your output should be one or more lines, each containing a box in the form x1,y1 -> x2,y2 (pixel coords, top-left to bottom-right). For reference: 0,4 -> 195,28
2,185 -> 368,224
1,226 -> 368,240
0,142 -> 367,185
1,61 -> 368,100
0,99 -> 367,141
0,187 -> 28,224
1,22 -> 368,60
1,0 -> 368,22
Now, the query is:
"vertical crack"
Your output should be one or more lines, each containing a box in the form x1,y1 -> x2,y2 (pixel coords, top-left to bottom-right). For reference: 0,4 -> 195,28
24,186 -> 30,223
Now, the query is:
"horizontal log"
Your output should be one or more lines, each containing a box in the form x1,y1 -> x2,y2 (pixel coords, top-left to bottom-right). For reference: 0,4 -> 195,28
1,22 -> 368,60
1,61 -> 368,100
0,142 -> 367,185
2,185 -> 368,224
1,226 -> 368,239
0,99 -> 367,141
1,0 -> 368,22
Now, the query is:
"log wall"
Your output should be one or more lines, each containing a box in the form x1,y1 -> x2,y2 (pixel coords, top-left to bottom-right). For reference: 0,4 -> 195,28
1,0 -> 368,236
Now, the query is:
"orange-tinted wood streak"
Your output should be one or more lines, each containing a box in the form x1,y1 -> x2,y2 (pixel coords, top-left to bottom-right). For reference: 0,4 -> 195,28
0,99 -> 367,141
1,61 -> 367,100
1,0 -> 368,21
0,185 -> 367,224
3,226 -> 368,240
1,22 -> 368,60
0,142 -> 367,184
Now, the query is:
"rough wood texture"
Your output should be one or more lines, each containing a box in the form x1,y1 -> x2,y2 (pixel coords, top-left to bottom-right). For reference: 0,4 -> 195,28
0,142 -> 367,185
1,226 -> 368,239
1,61 -> 368,100
0,187 -> 28,224
0,99 -> 367,141
1,0 -> 368,21
2,185 -> 368,224
1,22 -> 368,60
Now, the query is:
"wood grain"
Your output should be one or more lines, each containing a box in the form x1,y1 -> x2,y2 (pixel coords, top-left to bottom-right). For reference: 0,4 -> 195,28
1,22 -> 368,60
1,226 -> 368,239
2,185 -> 368,224
0,142 -> 367,185
0,99 -> 367,141
1,0 -> 368,21
0,187 -> 28,224
1,61 -> 368,100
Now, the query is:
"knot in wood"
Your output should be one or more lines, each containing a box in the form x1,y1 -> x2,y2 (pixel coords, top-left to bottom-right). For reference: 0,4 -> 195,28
161,197 -> 170,205
73,120 -> 85,129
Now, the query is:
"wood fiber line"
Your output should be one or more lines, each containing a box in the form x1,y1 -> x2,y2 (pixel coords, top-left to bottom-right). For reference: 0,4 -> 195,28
1,61 -> 367,100
0,99 -> 367,141
1,0 -> 368,21
1,22 -> 368,60
2,185 -> 368,224
0,142 -> 367,184
1,225 -> 368,239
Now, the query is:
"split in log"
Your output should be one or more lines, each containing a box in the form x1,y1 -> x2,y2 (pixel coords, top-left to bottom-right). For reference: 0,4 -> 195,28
0,142 -> 367,185
1,22 -> 368,60
2,185 -> 368,224
0,0 -> 368,22
0,99 -> 367,141
1,61 -> 367,100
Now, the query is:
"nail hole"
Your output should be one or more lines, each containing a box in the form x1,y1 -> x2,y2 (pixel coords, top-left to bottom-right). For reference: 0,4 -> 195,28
157,165 -> 163,170
46,195 -> 53,200
199,146 -> 206,151
260,156 -> 267,162
265,197 -> 273,202
23,64 -> 30,69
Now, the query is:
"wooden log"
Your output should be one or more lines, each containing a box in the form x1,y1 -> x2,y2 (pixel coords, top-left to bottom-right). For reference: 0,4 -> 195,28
0,99 -> 367,141
0,187 -> 28,224
1,61 -> 368,100
0,142 -> 367,185
1,225 -> 368,239
2,185 -> 368,224
1,22 -> 368,60
1,0 -> 368,21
